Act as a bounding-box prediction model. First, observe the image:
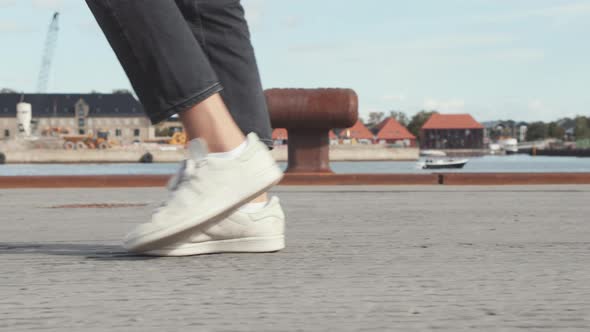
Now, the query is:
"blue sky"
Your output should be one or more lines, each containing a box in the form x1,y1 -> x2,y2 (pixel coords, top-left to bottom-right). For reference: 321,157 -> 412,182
1,0 -> 589,122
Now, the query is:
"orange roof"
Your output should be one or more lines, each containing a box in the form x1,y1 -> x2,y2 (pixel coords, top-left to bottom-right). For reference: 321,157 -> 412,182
273,128 -> 337,140
340,120 -> 374,140
375,117 -> 416,140
421,113 -> 484,130
272,128 -> 288,140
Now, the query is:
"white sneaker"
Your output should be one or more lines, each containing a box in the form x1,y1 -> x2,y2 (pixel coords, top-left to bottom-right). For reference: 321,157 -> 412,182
144,196 -> 285,256
123,133 -> 283,253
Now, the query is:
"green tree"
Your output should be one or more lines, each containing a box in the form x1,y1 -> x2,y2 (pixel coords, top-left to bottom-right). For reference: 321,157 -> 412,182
112,89 -> 132,94
574,116 -> 590,139
489,128 -> 500,141
389,110 -> 409,127
547,122 -> 565,139
366,112 -> 385,128
526,122 -> 548,141
407,110 -> 437,139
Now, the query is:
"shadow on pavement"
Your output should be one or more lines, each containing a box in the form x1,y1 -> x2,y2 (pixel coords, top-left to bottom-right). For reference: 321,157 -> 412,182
0,242 -> 158,261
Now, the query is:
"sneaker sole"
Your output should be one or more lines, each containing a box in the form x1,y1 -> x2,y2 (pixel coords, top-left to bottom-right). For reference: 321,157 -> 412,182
124,164 -> 283,253
143,235 -> 285,257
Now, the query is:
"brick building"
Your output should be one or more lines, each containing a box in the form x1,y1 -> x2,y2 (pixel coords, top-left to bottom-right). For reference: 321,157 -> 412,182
272,128 -> 288,145
340,120 -> 374,143
0,92 -> 153,143
420,113 -> 484,149
374,117 -> 416,147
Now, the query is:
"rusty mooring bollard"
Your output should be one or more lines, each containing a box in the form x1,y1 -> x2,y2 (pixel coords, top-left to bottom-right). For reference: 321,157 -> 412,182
265,88 -> 358,173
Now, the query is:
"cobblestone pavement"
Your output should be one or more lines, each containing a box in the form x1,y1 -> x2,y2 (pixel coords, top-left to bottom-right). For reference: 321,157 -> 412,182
1,186 -> 589,331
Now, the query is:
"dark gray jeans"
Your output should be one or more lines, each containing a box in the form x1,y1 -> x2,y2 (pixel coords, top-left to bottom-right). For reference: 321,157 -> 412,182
86,0 -> 272,147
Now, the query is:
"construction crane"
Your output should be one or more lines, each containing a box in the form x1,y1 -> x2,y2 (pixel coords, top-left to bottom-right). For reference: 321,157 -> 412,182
36,12 -> 59,93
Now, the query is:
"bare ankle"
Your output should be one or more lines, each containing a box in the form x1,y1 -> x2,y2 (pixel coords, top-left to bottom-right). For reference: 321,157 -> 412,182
179,93 -> 246,153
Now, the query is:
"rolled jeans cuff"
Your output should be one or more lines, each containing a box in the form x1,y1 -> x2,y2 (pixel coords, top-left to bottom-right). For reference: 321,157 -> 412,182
148,83 -> 224,124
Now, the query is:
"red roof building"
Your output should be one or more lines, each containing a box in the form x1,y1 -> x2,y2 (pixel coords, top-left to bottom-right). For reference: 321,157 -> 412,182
420,113 -> 484,149
375,117 -> 416,146
422,113 -> 484,130
329,130 -> 338,140
273,128 -> 338,142
340,120 -> 374,140
272,128 -> 288,141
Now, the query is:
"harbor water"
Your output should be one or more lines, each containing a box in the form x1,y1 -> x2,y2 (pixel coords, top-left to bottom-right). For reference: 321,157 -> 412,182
0,155 -> 588,176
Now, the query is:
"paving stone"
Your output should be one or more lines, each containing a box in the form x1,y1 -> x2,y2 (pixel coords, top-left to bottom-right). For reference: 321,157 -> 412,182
1,186 -> 589,331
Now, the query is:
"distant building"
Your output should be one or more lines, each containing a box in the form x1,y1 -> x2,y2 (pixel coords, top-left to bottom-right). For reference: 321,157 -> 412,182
518,124 -> 528,142
329,130 -> 338,145
340,120 -> 374,143
374,117 -> 416,147
483,120 -> 528,143
272,128 -> 338,145
0,93 -> 153,143
420,114 -> 484,149
272,128 -> 288,145
154,116 -> 183,136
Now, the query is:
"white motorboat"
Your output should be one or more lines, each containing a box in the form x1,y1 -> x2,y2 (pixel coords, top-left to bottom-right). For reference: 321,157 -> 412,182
499,138 -> 519,154
420,158 -> 469,169
489,143 -> 502,155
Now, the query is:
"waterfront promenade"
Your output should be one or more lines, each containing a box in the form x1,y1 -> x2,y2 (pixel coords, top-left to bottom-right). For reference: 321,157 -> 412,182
0,145 -> 420,163
1,185 -> 589,331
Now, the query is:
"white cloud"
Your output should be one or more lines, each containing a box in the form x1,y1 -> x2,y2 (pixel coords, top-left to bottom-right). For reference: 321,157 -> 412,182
288,32 -> 516,55
423,98 -> 466,112
382,93 -> 406,103
287,42 -> 345,54
531,2 -> 590,18
283,15 -> 303,29
529,100 -> 545,110
243,1 -> 303,30
77,19 -> 101,33
525,99 -> 583,122
482,99 -> 572,122
526,100 -> 557,120
0,20 -> 31,33
243,0 -> 267,28
399,33 -> 516,51
31,0 -> 64,10
479,2 -> 590,23
0,0 -> 16,8
489,48 -> 545,62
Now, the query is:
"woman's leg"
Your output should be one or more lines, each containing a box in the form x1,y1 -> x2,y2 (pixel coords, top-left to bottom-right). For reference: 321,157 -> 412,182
176,0 -> 272,202
175,0 -> 273,149
178,94 -> 245,152
86,0 -> 283,252
86,0 -> 244,152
